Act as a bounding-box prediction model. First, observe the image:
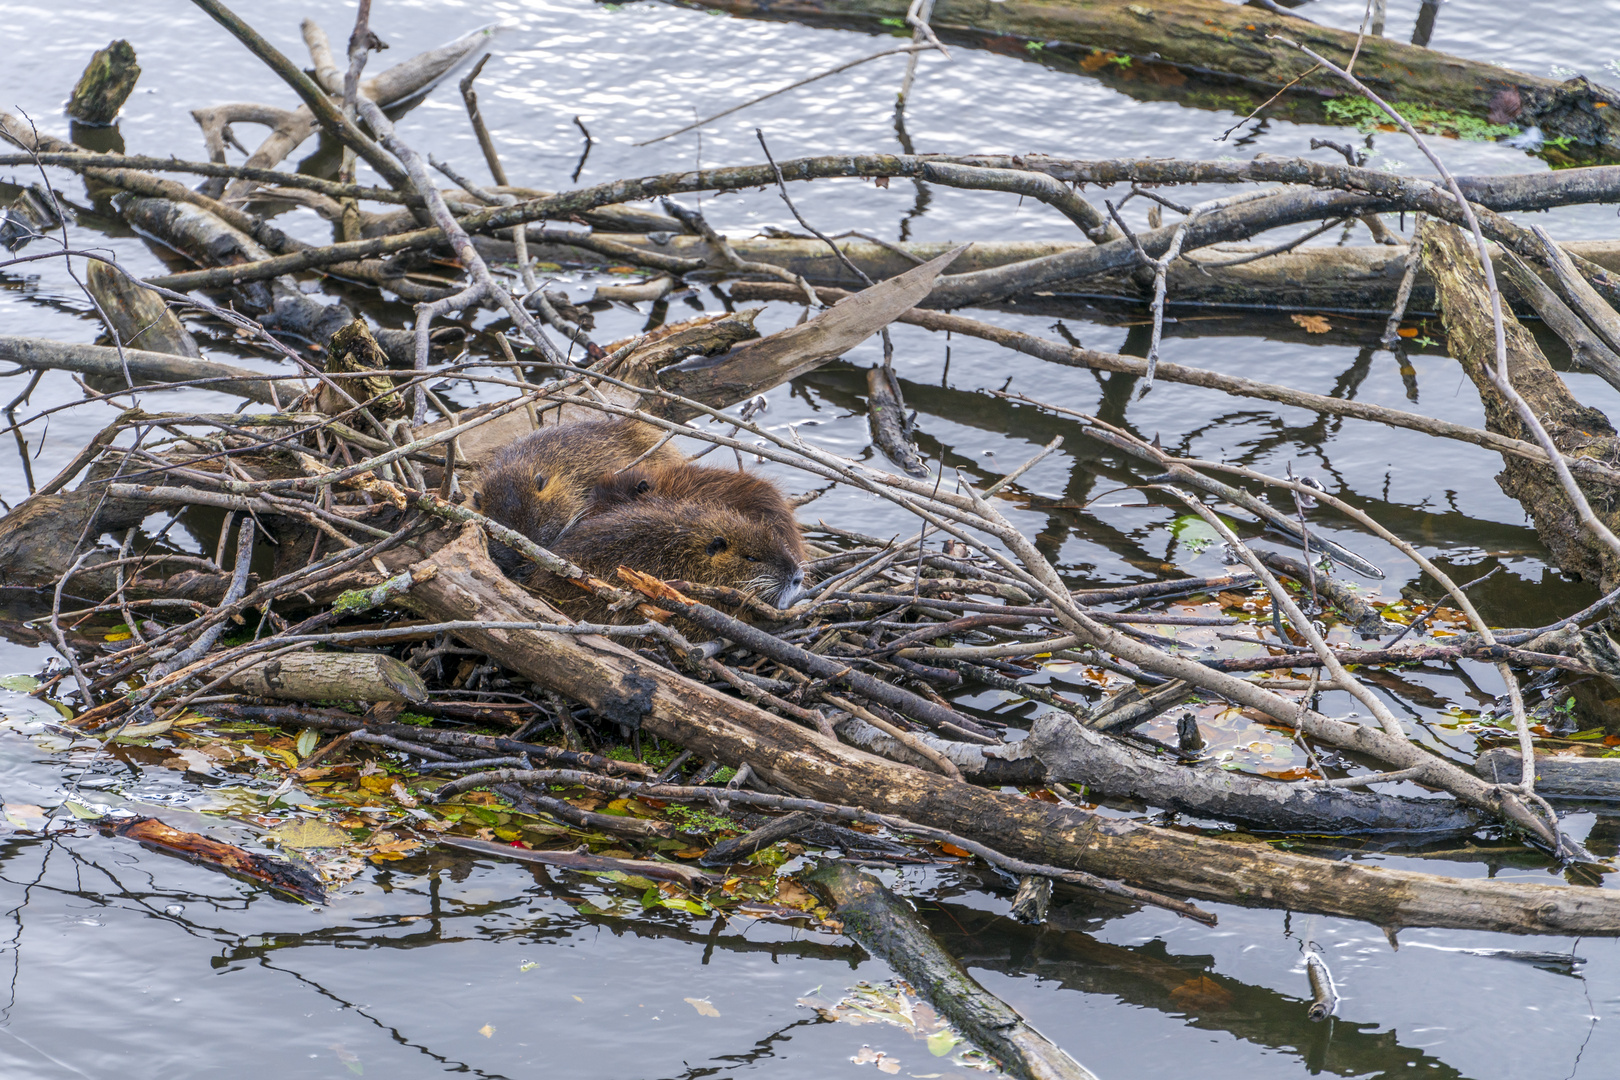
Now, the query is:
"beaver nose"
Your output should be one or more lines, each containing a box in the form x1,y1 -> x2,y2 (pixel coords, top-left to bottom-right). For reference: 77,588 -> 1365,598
777,568 -> 807,609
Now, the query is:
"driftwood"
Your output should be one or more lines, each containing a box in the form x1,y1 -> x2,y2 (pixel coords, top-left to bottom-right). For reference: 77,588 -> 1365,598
67,40 -> 141,125
1477,749 -> 1620,800
695,0 -> 1620,158
1423,221 -> 1620,592
803,861 -> 1099,1080
221,651 -> 427,703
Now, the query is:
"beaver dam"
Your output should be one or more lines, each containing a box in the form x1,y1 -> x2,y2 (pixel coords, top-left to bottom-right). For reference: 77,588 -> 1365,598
8,1 -> 1620,1076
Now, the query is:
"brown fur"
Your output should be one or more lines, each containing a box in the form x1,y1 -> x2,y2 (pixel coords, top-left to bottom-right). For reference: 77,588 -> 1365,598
474,418 -> 681,575
587,462 -> 806,561
531,495 -> 807,622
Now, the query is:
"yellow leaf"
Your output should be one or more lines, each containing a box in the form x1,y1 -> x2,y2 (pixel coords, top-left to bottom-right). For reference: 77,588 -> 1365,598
359,775 -> 394,794
684,997 -> 720,1017
1291,314 -> 1332,334
478,1024 -> 495,1038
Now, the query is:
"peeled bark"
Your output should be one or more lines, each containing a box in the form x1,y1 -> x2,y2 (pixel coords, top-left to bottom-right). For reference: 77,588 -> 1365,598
1477,749 -> 1620,800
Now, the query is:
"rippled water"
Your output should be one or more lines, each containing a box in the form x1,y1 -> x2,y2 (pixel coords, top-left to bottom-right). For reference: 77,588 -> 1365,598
4,1 -> 1620,1076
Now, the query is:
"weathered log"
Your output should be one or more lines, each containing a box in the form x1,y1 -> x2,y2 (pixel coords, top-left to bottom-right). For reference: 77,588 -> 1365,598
102,816 -> 324,903
695,0 -> 1620,157
221,651 -> 427,703
803,861 -> 1099,1080
1256,549 -> 1387,637
67,40 -> 141,125
1499,252 -> 1620,394
1477,749 -> 1620,800
1023,713 -> 1479,834
0,336 -> 301,404
83,261 -> 200,357
352,524 -> 1620,934
1422,221 -> 1620,592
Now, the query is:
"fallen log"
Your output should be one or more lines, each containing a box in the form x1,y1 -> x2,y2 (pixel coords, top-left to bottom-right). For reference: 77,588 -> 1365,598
1476,749 -> 1620,800
692,0 -> 1620,158
220,651 -> 427,703
1422,221 -> 1620,592
803,861 -> 1099,1080
346,523 -> 1620,934
67,40 -> 141,126
0,336 -> 298,404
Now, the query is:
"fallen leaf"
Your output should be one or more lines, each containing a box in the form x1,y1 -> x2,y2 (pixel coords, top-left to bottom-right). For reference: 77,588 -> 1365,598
1397,325 -> 1419,338
359,775 -> 395,795
937,842 -> 972,857
478,1024 -> 495,1038
685,997 -> 720,1017
1291,314 -> 1332,333
775,879 -> 818,910
1168,974 -> 1235,1011
273,820 -> 351,849
3,803 -> 48,832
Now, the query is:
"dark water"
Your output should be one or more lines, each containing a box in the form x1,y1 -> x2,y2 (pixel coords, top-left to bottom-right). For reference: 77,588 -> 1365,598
4,1 -> 1620,1076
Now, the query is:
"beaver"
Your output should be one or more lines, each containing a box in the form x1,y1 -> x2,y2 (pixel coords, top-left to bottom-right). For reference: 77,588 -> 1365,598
532,494 -> 807,621
474,417 -> 683,575
587,462 -> 806,561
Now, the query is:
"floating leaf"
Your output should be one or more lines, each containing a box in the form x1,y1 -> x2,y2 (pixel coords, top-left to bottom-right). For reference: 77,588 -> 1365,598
478,1024 -> 495,1038
274,820 -> 351,849
296,729 -> 319,757
3,803 -> 48,832
0,674 -> 40,692
685,997 -> 720,1017
1291,314 -> 1331,333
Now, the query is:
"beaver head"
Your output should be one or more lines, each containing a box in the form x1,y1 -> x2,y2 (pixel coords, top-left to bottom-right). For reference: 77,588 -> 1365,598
588,462 -> 806,562
475,418 -> 682,575
554,495 -> 807,608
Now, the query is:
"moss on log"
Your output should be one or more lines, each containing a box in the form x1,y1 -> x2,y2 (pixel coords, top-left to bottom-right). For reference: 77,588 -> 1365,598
694,0 -> 1620,159
67,40 -> 140,126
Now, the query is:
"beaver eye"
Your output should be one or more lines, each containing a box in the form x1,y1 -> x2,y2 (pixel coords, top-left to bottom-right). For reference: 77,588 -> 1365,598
705,537 -> 728,557
532,472 -> 547,492
634,479 -> 651,495
744,554 -> 761,562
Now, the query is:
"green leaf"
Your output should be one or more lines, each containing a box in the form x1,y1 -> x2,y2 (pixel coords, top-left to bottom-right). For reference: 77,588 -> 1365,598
927,1029 -> 960,1056
296,729 -> 320,758
0,674 -> 40,692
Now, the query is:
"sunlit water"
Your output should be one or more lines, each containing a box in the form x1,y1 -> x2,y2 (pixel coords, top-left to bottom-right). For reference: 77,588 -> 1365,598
3,1 -> 1620,1076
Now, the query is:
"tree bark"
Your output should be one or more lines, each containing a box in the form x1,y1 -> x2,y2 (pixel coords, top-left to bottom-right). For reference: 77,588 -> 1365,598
1422,221 -> 1620,592
221,651 -> 428,703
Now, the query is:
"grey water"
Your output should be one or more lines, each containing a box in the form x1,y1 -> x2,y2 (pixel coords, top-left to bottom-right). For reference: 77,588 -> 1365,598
3,0 -> 1620,1076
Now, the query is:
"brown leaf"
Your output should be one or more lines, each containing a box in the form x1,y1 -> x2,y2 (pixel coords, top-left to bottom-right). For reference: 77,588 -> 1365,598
1291,314 -> 1332,334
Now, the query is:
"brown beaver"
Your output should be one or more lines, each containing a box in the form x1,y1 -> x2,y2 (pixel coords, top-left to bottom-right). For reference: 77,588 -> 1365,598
533,494 -> 807,620
587,462 -> 806,561
474,417 -> 683,575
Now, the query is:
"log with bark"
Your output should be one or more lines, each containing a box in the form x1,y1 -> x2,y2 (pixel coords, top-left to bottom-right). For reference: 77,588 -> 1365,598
690,0 -> 1620,159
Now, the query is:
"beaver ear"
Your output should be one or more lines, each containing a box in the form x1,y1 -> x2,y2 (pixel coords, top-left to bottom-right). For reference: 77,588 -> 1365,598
634,479 -> 651,495
532,472 -> 547,492
705,536 -> 728,557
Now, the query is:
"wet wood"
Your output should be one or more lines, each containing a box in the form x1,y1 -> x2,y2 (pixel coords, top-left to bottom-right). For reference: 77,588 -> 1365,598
439,835 -> 719,886
803,861 -> 1101,1080
84,261 -> 200,357
695,0 -> 1620,157
1422,221 -> 1620,592
865,364 -> 928,477
1476,749 -> 1620,800
67,40 -> 141,125
700,810 -> 817,866
102,816 -> 325,902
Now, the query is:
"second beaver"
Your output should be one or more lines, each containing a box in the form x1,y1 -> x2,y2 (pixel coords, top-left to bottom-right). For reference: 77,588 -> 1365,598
533,493 -> 808,619
474,417 -> 683,575
586,462 -> 806,561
